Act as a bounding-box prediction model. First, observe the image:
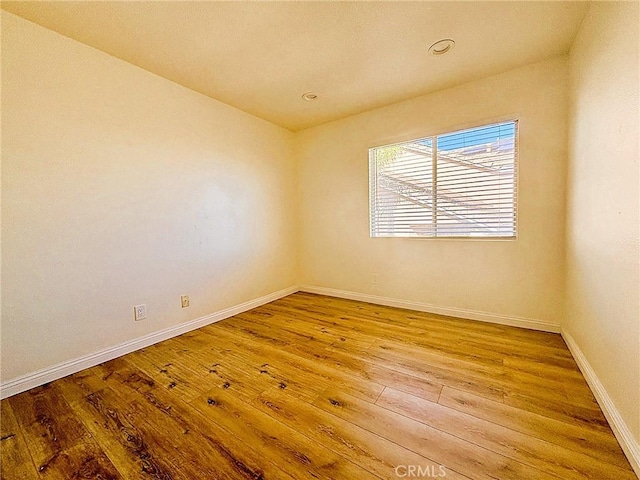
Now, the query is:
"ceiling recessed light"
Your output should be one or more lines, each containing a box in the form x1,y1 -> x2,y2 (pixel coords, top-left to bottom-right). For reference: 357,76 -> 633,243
302,92 -> 318,101
428,39 -> 455,56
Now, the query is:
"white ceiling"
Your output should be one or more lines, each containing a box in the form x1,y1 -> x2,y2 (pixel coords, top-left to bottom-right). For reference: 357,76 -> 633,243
2,1 -> 589,131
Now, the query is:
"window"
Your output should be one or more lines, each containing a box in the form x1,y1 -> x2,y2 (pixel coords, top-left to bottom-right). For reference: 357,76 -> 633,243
369,120 -> 518,238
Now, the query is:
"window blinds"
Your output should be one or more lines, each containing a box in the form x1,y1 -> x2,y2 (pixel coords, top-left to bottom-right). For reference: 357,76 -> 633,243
370,121 -> 517,238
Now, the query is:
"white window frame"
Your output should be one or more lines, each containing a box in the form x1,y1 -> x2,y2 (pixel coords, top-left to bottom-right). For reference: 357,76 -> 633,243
369,120 -> 518,239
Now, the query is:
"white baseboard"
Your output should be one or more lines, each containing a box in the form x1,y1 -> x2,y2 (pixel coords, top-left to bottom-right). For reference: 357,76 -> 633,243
562,329 -> 640,477
0,286 -> 298,400
299,285 -> 560,333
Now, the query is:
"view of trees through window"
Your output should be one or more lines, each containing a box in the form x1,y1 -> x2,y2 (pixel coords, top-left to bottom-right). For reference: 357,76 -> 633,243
370,121 -> 517,238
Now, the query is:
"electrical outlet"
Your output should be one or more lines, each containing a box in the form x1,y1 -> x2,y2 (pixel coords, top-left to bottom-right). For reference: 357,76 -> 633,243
181,295 -> 190,308
372,273 -> 379,284
134,304 -> 146,321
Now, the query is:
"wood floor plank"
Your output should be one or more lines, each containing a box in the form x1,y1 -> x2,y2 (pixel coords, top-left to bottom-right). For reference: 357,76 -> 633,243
91,383 -> 281,480
503,356 -> 585,381
7,383 -> 121,479
189,387 -> 381,480
7,384 -> 93,472
0,400 -> 39,479
35,441 -> 122,480
359,362 -> 443,403
126,346 -> 213,402
102,357 -> 298,480
438,386 -> 633,470
165,340 -> 280,402
2,292 -> 636,480
307,294 -> 562,350
236,310 -> 342,346
503,390 -> 611,432
335,340 -> 506,401
252,386 -> 472,480
456,336 -> 578,369
70,387 -> 189,479
371,340 -> 503,377
313,388 -> 563,480
211,324 -> 443,404
172,330 -> 335,401
204,324 -> 385,402
376,386 -> 636,480
292,293 -> 568,352
343,336 -> 598,410
499,369 -> 600,407
55,368 -> 107,404
83,357 -> 249,479
260,304 -> 379,350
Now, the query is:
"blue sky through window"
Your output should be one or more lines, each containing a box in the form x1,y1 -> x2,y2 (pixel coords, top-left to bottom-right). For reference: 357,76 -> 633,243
437,122 -> 515,151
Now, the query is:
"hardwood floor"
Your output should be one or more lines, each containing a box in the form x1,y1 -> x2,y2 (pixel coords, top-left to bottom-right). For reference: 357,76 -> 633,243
1,292 -> 636,479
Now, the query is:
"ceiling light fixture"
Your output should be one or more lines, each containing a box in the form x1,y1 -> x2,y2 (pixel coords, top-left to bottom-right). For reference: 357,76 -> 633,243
302,92 -> 318,101
428,39 -> 455,56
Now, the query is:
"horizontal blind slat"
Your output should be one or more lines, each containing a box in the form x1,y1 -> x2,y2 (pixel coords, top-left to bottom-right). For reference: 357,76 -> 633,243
371,120 -> 517,238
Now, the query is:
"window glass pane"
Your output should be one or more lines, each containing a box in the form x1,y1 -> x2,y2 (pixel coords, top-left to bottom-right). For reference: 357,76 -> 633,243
370,120 -> 517,238
370,139 -> 433,237
436,122 -> 516,237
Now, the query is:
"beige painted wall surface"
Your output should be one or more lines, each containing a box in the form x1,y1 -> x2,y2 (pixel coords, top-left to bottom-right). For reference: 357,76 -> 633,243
566,2 -> 640,442
1,12 -> 296,382
296,57 -> 569,325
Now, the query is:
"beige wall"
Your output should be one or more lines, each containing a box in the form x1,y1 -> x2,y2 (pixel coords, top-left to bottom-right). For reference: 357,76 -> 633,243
566,1 -> 640,444
1,12 -> 297,381
296,57 -> 569,327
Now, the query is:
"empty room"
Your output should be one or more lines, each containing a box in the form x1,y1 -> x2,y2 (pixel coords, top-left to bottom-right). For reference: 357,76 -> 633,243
1,1 -> 638,479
